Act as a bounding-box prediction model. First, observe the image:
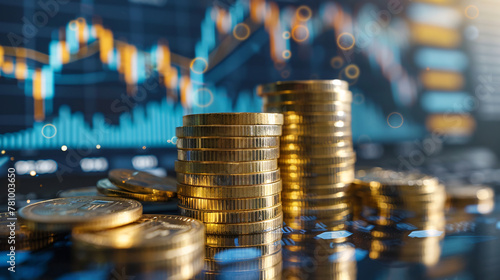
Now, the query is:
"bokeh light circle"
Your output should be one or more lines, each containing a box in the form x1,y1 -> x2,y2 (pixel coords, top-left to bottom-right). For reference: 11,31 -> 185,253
193,87 -> 214,108
190,57 -> 209,74
387,112 -> 404,128
41,124 -> 57,139
282,50 -> 292,59
282,31 -> 291,39
292,25 -> 309,42
465,5 -> 479,19
337,32 -> 355,50
330,56 -> 344,69
233,23 -> 250,40
345,64 -> 360,79
296,6 -> 312,22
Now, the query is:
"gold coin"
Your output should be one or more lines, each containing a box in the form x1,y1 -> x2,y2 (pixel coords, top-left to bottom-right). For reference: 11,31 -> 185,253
175,160 -> 278,174
280,144 -> 353,158
178,148 -> 280,161
281,132 -> 351,145
176,137 -> 280,149
108,169 -> 177,196
280,166 -> 354,178
282,112 -> 351,125
202,262 -> 282,280
72,214 -> 204,250
281,122 -> 351,135
262,90 -> 352,103
72,215 -> 205,265
179,204 -> 282,223
205,228 -> 282,247
283,214 -> 350,231
279,152 -> 356,165
176,170 -> 280,186
204,212 -> 283,235
183,113 -> 284,125
19,196 -> 143,232
176,125 -> 282,137
281,185 -> 350,197
355,168 -> 440,194
177,181 -> 282,199
280,162 -> 354,174
282,192 -> 348,206
283,203 -> 350,216
263,102 -> 350,113
257,79 -> 349,95
281,171 -> 354,185
97,179 -> 174,202
178,194 -> 281,210
204,249 -> 282,271
206,240 -> 282,258
281,182 -> 351,191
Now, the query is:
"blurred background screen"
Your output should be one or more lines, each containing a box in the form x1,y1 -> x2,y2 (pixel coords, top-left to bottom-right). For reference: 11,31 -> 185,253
0,0 -> 498,181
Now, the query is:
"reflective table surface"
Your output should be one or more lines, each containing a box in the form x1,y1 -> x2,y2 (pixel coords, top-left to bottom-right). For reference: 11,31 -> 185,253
1,194 -> 499,280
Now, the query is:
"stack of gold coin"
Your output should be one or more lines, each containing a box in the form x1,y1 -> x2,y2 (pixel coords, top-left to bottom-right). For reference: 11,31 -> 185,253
175,113 -> 284,277
446,184 -> 495,214
353,168 -> 446,226
72,214 -> 205,279
257,80 -> 355,229
351,168 -> 446,266
95,169 -> 177,203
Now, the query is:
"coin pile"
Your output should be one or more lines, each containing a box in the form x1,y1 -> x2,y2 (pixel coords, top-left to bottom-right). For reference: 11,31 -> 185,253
73,214 -> 205,279
96,169 -> 177,202
257,80 -> 355,229
175,113 -> 284,276
353,168 -> 446,225
351,168 -> 446,265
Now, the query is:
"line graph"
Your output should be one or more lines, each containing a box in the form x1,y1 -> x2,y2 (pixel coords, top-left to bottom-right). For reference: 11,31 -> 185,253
0,0 -> 432,150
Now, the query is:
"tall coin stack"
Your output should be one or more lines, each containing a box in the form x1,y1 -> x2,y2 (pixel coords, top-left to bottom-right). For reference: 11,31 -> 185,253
175,113 -> 284,277
257,80 -> 355,229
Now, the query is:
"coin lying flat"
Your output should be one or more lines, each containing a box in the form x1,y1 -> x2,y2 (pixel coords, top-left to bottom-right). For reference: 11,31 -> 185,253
264,102 -> 351,113
179,204 -> 282,224
176,137 -> 280,149
257,79 -> 349,95
175,160 -> 278,174
177,181 -> 282,199
72,214 -> 205,278
72,214 -> 204,251
177,170 -> 280,186
97,179 -> 174,202
108,169 -> 177,196
183,113 -> 284,126
19,196 -> 143,232
178,194 -> 281,210
262,90 -> 352,103
176,125 -> 282,137
204,212 -> 283,235
178,148 -> 280,162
